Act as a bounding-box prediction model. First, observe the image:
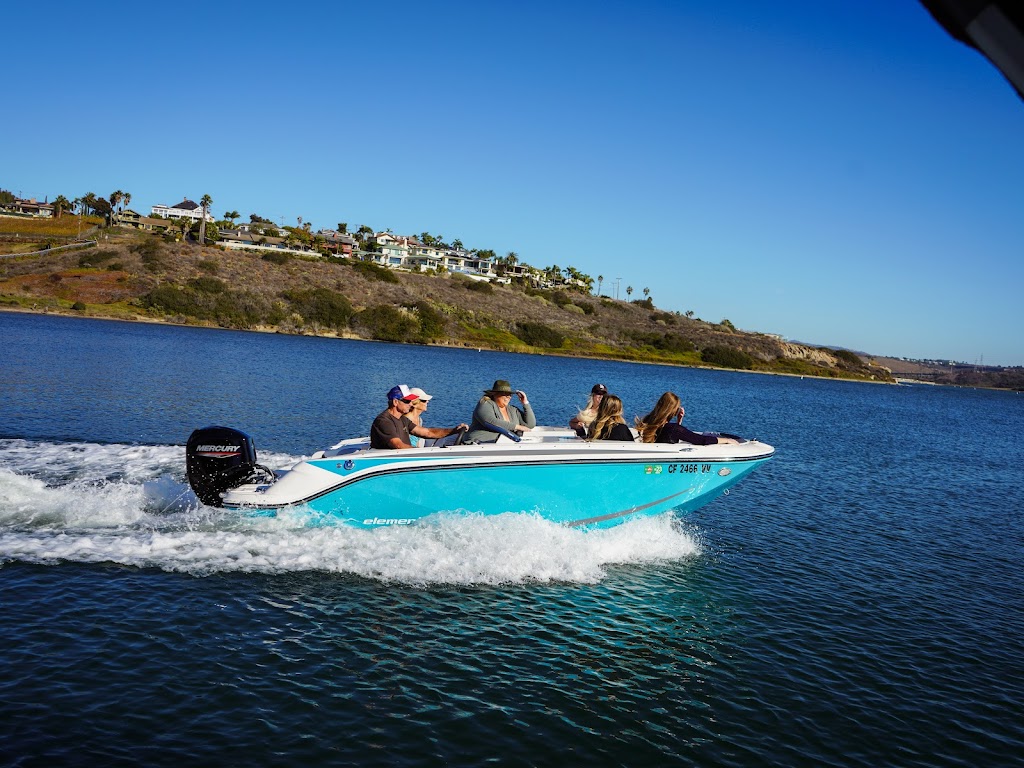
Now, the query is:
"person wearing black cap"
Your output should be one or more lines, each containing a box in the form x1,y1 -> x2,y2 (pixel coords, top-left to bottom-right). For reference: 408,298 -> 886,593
569,383 -> 607,437
370,384 -> 468,449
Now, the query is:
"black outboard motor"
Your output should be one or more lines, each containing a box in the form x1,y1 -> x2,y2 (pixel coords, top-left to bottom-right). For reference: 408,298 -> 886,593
186,426 -> 273,507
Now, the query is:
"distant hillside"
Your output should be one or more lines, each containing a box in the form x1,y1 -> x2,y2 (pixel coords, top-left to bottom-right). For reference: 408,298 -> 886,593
1,229 -> 895,383
874,356 -> 1024,390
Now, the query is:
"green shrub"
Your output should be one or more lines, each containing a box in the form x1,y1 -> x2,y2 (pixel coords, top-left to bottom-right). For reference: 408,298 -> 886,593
650,311 -> 676,325
142,284 -> 201,316
351,260 -> 399,283
78,249 -> 117,267
515,321 -> 565,348
130,238 -> 161,256
71,301 -> 86,311
626,331 -> 695,354
283,287 -> 354,329
602,298 -> 628,312
131,237 -> 166,270
657,333 -> 694,353
631,297 -> 654,310
702,345 -> 754,369
832,348 -> 862,366
262,251 -> 291,265
140,283 -> 266,328
106,262 -> 124,271
549,290 -> 573,308
356,304 -> 418,341
770,356 -> 825,376
197,259 -> 219,274
575,301 -> 595,315
189,276 -> 227,293
409,301 -> 446,340
458,323 -> 525,348
464,280 -> 493,294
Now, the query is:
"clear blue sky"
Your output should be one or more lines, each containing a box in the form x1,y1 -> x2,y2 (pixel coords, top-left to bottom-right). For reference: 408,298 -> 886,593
5,1 -> 1022,365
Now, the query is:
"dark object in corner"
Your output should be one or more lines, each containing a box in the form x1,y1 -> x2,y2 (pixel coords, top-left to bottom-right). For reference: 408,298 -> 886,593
919,0 -> 1024,98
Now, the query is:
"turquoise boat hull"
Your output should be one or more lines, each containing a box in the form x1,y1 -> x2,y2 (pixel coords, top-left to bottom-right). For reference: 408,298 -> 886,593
219,432 -> 774,529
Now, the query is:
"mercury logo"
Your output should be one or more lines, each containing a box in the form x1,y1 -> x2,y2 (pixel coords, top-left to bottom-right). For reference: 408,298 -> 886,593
196,444 -> 241,456
364,517 -> 414,526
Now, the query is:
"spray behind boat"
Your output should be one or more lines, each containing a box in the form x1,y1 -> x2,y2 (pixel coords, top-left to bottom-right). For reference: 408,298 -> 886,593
185,426 -> 275,506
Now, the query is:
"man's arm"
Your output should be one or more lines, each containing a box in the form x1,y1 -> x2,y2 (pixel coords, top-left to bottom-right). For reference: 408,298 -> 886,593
412,423 -> 468,439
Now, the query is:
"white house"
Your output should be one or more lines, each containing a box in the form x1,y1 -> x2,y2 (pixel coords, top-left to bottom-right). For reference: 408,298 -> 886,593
151,199 -> 214,222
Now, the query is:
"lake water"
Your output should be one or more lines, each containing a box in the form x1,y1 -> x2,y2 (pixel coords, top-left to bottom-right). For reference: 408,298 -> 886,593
2,312 -> 1023,767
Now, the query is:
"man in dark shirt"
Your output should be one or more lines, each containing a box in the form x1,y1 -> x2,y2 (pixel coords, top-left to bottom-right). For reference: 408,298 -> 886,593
370,384 -> 468,449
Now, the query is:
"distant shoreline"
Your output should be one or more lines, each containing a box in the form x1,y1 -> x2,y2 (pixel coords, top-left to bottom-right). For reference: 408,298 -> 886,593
0,304 -> 898,386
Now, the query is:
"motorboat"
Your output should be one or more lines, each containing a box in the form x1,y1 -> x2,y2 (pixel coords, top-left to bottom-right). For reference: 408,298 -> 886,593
185,425 -> 774,529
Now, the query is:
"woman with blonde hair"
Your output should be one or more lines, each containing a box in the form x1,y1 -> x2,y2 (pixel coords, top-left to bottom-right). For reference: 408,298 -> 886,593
635,392 -> 738,445
585,394 -> 635,441
569,383 -> 607,437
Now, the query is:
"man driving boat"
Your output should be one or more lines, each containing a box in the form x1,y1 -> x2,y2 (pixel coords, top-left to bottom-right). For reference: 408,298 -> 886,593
370,384 -> 468,449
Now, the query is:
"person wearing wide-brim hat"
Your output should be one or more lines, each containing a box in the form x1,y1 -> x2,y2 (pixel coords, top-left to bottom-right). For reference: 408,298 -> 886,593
464,379 -> 537,443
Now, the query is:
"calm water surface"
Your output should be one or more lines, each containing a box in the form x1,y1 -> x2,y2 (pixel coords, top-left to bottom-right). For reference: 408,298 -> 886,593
2,312 -> 1022,767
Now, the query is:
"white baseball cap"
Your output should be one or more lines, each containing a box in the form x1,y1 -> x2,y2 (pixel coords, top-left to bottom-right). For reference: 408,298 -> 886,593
409,387 -> 433,401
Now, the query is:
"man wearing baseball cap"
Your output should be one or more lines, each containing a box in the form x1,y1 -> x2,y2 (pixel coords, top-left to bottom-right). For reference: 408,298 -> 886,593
370,385 -> 468,449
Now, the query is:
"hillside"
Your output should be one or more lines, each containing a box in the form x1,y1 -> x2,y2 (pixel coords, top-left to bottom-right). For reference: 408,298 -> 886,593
1,228 -> 894,383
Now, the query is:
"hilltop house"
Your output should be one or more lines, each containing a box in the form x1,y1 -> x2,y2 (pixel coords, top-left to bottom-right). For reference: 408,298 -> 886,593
218,228 -> 317,256
115,209 -> 173,232
316,229 -> 356,257
238,220 -> 287,237
2,197 -> 55,217
151,199 -> 214,223
365,232 -> 496,278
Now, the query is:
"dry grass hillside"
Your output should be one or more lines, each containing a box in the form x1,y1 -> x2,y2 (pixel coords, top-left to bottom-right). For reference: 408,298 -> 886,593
0,229 -> 893,383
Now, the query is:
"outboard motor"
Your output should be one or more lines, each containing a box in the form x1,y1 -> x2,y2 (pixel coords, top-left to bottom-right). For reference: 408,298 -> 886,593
186,426 -> 273,507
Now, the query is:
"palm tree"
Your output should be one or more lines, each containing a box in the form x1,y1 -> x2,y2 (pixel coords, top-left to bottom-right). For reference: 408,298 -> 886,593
53,195 -> 71,219
199,194 -> 213,244
109,191 -> 123,226
626,286 -> 633,298
80,192 -> 98,216
225,210 -> 240,225
121,191 -> 131,213
597,275 -> 603,295
506,251 -> 519,269
685,310 -> 694,318
643,287 -> 650,300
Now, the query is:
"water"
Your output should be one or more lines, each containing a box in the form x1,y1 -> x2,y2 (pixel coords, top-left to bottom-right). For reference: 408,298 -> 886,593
2,312 -> 1022,767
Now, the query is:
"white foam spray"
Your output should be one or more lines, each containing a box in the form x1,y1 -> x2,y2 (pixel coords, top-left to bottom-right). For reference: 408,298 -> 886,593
0,438 -> 701,585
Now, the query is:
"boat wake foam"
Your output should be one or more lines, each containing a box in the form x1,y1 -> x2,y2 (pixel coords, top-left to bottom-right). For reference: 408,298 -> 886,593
0,438 -> 702,585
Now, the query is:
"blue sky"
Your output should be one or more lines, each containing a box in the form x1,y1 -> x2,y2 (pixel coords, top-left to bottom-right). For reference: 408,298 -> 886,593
4,1 -> 1022,365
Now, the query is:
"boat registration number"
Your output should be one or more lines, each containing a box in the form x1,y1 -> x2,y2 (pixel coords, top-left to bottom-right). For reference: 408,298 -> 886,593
646,463 -> 712,474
